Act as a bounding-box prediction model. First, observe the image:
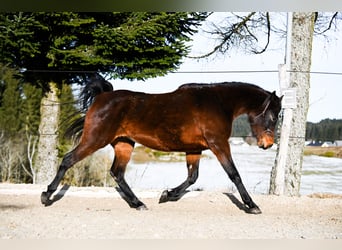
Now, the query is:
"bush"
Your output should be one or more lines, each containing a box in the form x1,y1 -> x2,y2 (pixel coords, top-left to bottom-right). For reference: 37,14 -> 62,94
320,151 -> 335,158
62,149 -> 116,187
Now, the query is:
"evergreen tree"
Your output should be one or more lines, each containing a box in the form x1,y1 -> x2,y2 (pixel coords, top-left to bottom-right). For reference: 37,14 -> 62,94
0,67 -> 21,137
305,119 -> 342,141
231,115 -> 251,137
20,84 -> 42,135
0,12 -> 207,85
0,66 -> 25,182
58,83 -> 79,157
0,68 -> 6,106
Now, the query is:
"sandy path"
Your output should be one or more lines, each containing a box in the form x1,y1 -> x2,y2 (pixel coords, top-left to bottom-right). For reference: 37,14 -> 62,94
0,184 -> 341,239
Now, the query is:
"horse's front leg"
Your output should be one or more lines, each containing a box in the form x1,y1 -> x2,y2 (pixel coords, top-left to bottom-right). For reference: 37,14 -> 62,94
209,142 -> 262,214
159,152 -> 201,203
110,140 -> 147,210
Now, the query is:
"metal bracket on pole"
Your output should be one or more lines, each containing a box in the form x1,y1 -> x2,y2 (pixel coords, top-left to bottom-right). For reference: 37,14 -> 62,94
281,88 -> 297,109
272,64 -> 294,195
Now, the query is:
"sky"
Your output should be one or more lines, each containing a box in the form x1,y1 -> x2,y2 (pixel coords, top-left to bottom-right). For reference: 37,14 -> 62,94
112,13 -> 342,123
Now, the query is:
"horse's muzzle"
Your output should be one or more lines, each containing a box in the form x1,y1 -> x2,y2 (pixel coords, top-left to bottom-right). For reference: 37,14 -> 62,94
258,143 -> 273,150
257,130 -> 274,150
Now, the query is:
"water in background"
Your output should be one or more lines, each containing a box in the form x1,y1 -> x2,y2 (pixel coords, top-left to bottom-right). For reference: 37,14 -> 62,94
124,145 -> 342,195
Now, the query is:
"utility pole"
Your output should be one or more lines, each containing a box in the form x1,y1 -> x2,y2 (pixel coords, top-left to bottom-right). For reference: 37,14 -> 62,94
270,12 -> 315,196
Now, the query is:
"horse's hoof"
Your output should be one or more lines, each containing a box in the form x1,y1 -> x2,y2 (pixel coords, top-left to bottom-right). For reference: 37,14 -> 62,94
159,190 -> 169,203
41,192 -> 52,206
136,204 -> 148,211
247,207 -> 262,214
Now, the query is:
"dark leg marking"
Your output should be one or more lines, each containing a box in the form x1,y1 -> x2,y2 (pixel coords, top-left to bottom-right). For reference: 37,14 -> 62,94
159,152 -> 201,203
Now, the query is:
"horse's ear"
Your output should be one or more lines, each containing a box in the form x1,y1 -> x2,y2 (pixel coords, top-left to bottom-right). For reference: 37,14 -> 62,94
270,91 -> 282,102
271,91 -> 283,103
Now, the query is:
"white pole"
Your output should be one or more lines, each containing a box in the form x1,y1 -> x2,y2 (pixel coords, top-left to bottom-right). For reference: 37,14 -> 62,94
270,12 -> 293,195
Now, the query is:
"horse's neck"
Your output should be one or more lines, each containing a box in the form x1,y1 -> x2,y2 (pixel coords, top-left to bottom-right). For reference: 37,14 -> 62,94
216,85 -> 267,118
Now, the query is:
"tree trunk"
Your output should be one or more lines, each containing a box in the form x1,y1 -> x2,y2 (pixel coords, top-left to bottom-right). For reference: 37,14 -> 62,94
270,12 -> 315,196
35,82 -> 60,185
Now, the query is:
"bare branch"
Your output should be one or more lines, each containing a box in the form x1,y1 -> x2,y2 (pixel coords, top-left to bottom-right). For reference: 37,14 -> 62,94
190,12 -> 341,60
24,132 -> 38,183
252,12 -> 271,54
189,12 -> 257,59
314,12 -> 340,35
20,161 -> 33,179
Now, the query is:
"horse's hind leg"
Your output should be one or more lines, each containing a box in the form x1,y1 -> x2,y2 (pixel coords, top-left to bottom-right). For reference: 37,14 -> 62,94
110,140 -> 147,210
41,143 -> 100,206
159,152 -> 201,203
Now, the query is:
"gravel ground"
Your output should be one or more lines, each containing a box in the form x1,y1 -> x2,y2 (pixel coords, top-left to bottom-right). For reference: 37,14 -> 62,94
0,184 -> 341,239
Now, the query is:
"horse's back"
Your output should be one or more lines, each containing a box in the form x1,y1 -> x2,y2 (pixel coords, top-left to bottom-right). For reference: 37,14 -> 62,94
87,86 -> 213,151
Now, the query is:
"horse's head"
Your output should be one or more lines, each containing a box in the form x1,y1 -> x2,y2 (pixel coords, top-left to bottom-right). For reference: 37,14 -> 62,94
248,91 -> 282,150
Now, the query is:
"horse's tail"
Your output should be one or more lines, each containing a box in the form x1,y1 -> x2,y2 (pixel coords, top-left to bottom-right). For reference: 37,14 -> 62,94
65,74 -> 113,141
80,74 -> 114,112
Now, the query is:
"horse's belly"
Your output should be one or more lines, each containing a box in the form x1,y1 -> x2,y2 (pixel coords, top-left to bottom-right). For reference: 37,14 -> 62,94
130,129 -> 208,152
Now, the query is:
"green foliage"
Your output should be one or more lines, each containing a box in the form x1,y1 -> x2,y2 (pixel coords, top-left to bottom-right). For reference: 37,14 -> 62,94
20,84 -> 42,135
0,13 -> 43,66
58,83 -> 79,157
0,65 -> 42,183
0,12 -> 207,86
306,119 -> 342,141
93,12 -> 206,80
320,151 -> 335,158
0,66 -> 22,137
232,116 -> 342,142
0,65 -> 42,137
231,114 -> 251,137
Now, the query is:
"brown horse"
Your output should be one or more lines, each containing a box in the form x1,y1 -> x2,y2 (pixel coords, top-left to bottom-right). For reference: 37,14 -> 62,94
41,76 -> 282,214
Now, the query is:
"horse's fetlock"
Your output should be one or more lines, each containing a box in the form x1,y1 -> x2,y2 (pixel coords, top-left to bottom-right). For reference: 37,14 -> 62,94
188,179 -> 196,185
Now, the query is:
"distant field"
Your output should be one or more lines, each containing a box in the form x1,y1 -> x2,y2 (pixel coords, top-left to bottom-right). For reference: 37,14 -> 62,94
132,145 -> 342,161
304,146 -> 342,158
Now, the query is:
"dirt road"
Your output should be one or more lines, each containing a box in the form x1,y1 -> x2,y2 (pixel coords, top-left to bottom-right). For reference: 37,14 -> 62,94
0,184 -> 341,239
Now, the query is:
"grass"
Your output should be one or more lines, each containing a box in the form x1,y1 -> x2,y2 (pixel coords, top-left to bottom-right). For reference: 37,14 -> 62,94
132,145 -> 186,163
304,146 -> 342,158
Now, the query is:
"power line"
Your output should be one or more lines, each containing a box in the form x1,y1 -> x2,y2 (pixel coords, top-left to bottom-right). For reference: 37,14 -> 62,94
175,70 -> 342,76
173,70 -> 278,74
23,68 -> 342,76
